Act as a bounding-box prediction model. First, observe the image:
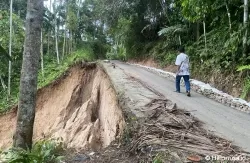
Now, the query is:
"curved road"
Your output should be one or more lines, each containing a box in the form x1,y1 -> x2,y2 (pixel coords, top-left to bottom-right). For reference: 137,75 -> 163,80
114,61 -> 250,152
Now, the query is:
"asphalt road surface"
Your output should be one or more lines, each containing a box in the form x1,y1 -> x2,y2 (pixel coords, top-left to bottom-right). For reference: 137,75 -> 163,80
114,61 -> 250,152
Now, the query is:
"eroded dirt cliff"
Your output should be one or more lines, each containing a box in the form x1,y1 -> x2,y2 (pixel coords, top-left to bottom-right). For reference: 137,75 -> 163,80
0,63 -> 125,150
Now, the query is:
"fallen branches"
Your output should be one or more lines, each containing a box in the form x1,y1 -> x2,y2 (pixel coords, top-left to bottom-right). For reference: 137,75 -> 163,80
128,98 -> 250,161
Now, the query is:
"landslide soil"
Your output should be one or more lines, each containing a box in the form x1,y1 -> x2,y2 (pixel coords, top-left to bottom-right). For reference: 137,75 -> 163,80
0,62 -> 125,150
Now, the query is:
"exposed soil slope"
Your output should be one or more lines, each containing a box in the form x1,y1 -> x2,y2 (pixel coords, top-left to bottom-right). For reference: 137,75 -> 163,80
0,63 -> 125,150
69,62 -> 249,163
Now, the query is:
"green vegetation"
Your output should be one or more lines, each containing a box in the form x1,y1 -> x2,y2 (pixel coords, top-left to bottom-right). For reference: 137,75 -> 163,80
106,44 -> 127,61
1,0 -> 249,111
98,0 -> 250,99
0,0 -> 110,112
38,47 -> 95,88
0,10 -> 25,112
0,0 -> 249,159
152,153 -> 164,163
0,139 -> 64,162
237,65 -> 250,99
0,47 -> 95,112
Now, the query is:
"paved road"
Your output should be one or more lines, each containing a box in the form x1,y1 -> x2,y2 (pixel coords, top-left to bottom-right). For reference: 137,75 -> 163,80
114,61 -> 250,152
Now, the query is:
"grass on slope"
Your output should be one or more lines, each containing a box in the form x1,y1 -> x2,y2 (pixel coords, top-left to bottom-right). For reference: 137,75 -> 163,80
0,48 -> 95,113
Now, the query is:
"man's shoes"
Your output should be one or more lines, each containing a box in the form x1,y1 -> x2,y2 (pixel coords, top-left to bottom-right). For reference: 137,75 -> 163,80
174,90 -> 180,93
186,91 -> 191,97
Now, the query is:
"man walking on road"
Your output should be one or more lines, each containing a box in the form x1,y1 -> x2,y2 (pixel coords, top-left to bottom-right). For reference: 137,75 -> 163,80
175,46 -> 191,97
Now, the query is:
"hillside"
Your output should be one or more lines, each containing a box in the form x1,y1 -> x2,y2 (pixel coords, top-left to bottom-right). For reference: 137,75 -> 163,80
1,62 -> 250,162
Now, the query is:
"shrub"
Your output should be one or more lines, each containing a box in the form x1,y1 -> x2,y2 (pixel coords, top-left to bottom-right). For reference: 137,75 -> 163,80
0,139 -> 64,163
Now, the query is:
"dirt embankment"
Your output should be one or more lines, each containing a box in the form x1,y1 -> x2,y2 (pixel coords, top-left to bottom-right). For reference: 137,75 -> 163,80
0,63 -> 125,150
80,61 -> 249,163
1,61 -> 249,162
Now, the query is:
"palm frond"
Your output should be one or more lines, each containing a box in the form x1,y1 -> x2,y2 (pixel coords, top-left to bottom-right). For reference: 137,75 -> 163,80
237,65 -> 250,71
158,24 -> 187,36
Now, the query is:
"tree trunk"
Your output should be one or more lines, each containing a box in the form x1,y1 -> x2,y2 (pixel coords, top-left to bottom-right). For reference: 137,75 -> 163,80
72,32 -> 74,52
178,35 -> 182,45
225,2 -> 232,33
62,29 -> 66,59
0,75 -> 7,90
243,0 -> 248,57
65,33 -> 68,56
47,0 -> 52,56
47,33 -> 50,55
158,0 -> 170,24
8,0 -> 13,98
68,34 -> 70,55
61,0 -> 66,59
13,0 -> 43,150
203,19 -> 207,50
68,31 -> 70,54
70,31 -> 73,54
55,18 -> 60,64
40,30 -> 44,77
196,22 -> 200,41
64,1 -> 68,56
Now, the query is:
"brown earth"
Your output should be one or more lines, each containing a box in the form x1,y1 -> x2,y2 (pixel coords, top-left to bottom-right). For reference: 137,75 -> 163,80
0,63 -> 125,150
1,61 -> 249,163
65,62 -> 250,163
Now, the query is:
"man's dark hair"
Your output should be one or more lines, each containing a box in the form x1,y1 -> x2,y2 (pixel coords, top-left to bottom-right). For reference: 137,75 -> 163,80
178,46 -> 185,53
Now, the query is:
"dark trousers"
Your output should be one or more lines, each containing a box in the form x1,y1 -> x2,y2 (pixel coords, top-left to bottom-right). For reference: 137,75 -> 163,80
176,75 -> 190,92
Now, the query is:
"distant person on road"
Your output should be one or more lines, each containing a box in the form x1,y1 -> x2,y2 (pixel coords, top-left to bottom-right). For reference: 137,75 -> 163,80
175,46 -> 191,97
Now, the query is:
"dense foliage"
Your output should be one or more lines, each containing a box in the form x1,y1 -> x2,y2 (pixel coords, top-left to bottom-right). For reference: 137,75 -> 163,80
100,0 -> 248,64
0,0 -> 249,109
0,0 -> 250,159
0,10 -> 25,110
0,0 -> 106,111
98,0 -> 250,98
0,1 -> 249,106
0,139 -> 64,162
